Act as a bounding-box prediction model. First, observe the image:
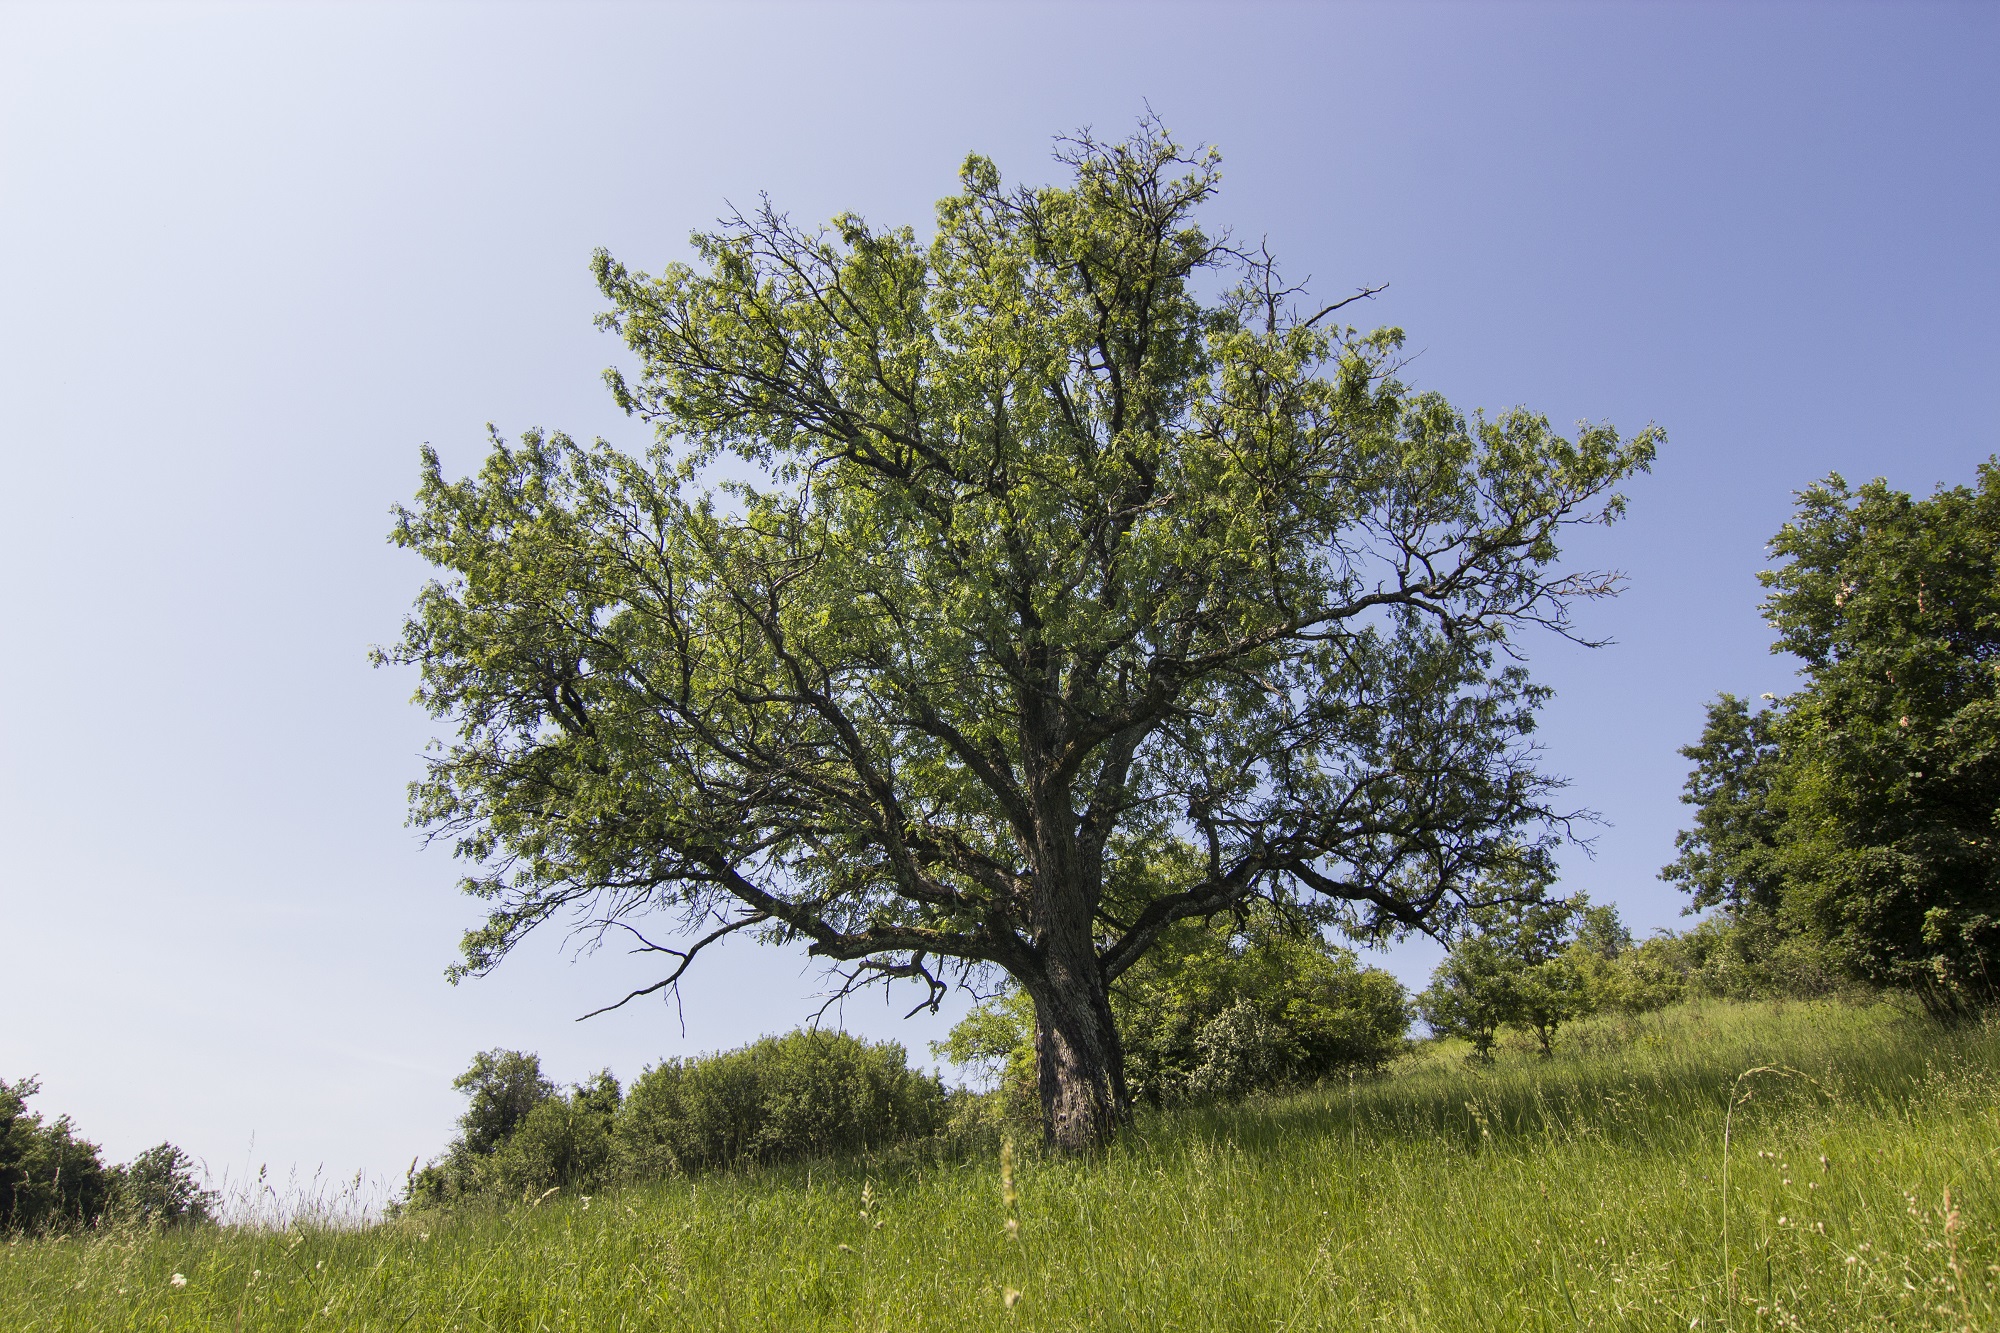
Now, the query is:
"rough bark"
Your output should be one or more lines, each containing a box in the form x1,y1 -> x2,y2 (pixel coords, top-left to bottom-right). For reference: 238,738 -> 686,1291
1025,941 -> 1129,1152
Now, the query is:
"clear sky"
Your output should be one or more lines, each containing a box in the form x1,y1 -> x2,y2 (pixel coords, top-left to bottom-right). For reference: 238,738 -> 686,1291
2,0 -> 1995,1202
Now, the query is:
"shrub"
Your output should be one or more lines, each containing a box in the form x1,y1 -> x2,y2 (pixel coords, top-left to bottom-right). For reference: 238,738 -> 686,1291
0,1079 -> 111,1234
109,1143 -> 216,1228
1591,915 -> 1849,1010
617,1030 -> 945,1174
1119,915 -> 1408,1103
406,1050 -> 563,1207
488,1072 -> 620,1198
1415,934 -> 1512,1059
943,911 -> 1409,1112
454,1050 -> 557,1156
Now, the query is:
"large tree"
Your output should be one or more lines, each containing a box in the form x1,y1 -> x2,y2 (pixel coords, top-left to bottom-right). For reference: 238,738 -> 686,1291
384,122 -> 1657,1150
1666,462 -> 2000,1011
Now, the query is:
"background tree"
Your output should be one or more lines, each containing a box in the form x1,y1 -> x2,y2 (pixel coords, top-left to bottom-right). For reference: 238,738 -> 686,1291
1416,893 -> 1596,1058
1662,694 -> 1788,917
1494,895 -> 1594,1056
1415,933 -> 1510,1060
110,1144 -> 218,1228
1108,909 -> 1407,1103
454,1050 -> 556,1157
385,119 -> 1658,1151
1665,461 -> 2000,1012
0,1078 -> 110,1234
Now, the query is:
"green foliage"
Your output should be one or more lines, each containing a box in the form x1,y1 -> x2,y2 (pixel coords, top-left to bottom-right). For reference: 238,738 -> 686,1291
1417,895 -> 1602,1057
452,1049 -> 556,1157
618,1030 -> 945,1175
406,1050 -> 565,1206
1114,914 -> 1409,1102
1425,896 -> 1850,1047
17,1001 -> 1998,1330
407,1032 -> 944,1208
1415,933 -> 1512,1059
484,1072 -> 621,1200
934,989 -> 1040,1123
383,117 -> 1657,1147
1589,917 -> 1848,1012
0,1078 -> 111,1235
1666,460 -> 2000,1011
108,1143 -> 217,1229
943,912 -> 1409,1108
1662,695 -> 1789,916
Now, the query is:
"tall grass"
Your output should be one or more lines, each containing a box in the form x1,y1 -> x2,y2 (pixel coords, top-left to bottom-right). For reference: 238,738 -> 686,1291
8,998 -> 1996,1330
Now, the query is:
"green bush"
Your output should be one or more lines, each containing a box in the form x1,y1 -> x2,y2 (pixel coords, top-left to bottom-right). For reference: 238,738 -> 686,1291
403,1032 -> 945,1210
0,1079 -> 111,1235
2,1083 -> 218,1234
108,1143 -> 217,1228
453,1049 -> 557,1156
1418,896 -> 1610,1058
1118,915 -> 1409,1104
1417,895 -> 1851,1059
941,911 -> 1409,1113
618,1030 -> 944,1174
487,1072 -> 620,1198
1590,915 -> 1850,1011
406,1050 -> 564,1207
1414,934 -> 1512,1059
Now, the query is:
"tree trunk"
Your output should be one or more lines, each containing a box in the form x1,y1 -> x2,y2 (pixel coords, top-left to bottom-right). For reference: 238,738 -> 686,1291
1027,943 -> 1129,1153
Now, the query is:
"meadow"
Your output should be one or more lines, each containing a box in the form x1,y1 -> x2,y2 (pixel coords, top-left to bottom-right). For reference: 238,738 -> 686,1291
8,998 -> 1996,1331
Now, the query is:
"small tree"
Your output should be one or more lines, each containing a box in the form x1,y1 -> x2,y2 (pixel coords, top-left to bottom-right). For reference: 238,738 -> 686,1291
407,1049 -> 560,1205
1415,933 -> 1511,1060
110,1144 -> 217,1228
1419,893 -> 1597,1057
385,119 -> 1657,1150
489,1072 -> 620,1198
1497,896 -> 1595,1056
454,1050 -> 556,1156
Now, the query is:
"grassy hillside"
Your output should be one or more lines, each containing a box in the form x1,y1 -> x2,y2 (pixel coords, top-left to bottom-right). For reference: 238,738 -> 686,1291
8,999 -> 1996,1330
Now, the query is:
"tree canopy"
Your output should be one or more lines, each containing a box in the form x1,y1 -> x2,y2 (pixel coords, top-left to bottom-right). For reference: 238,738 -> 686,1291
1666,461 -> 2000,1011
384,119 -> 1658,1149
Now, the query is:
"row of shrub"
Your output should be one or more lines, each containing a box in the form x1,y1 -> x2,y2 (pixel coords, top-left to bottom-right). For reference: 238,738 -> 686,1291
1416,893 -> 1858,1060
404,1030 -> 947,1208
407,895 -> 1862,1210
0,1079 -> 215,1235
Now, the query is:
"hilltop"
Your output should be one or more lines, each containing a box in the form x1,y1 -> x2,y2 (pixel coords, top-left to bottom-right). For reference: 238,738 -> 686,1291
9,998 -> 1996,1330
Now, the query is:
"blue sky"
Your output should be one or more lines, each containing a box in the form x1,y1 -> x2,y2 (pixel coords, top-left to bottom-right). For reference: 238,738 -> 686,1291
2,0 -> 1994,1196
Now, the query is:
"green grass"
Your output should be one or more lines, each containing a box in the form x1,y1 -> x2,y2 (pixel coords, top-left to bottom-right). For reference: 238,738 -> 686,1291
9,999 -> 1998,1330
